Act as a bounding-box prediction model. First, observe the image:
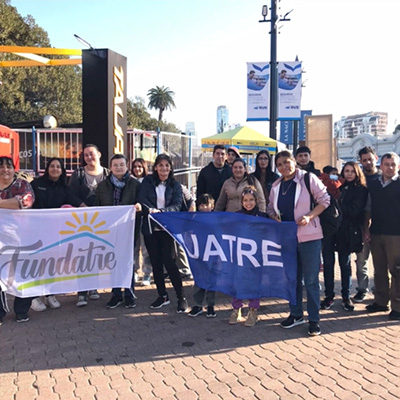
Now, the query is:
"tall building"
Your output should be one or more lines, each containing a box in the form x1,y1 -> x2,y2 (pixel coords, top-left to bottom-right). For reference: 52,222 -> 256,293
334,112 -> 388,139
216,105 -> 229,133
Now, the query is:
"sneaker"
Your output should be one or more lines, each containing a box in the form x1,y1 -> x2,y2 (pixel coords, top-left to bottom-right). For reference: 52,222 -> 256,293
76,295 -> 88,307
366,303 -> 389,313
150,295 -> 170,309
320,296 -> 334,310
89,290 -> 100,300
125,296 -> 136,309
342,298 -> 355,311
45,295 -> 60,309
188,306 -> 203,317
244,308 -> 258,327
206,306 -> 217,318
16,313 -> 29,323
0,318 -> 3,326
106,296 -> 123,309
352,291 -> 366,303
280,315 -> 305,329
141,274 -> 151,286
308,322 -> 321,336
177,297 -> 188,313
389,310 -> 400,320
134,272 -> 139,283
31,297 -> 47,312
229,308 -> 243,325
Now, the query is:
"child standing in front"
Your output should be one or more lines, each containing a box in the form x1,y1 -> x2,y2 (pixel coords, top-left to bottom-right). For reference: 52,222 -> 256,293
188,194 -> 217,318
230,186 -> 267,327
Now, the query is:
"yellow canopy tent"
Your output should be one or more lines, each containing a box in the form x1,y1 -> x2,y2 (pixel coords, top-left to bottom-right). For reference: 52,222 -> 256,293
201,126 -> 278,154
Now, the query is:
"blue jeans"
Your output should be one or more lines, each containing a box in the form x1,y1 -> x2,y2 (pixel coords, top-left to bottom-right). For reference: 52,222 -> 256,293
290,239 -> 322,323
322,236 -> 352,299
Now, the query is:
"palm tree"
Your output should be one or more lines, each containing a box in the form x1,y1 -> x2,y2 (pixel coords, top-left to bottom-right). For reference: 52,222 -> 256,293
147,86 -> 176,122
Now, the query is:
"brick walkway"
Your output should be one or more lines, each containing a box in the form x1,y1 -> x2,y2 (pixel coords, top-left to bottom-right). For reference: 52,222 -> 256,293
1,265 -> 399,399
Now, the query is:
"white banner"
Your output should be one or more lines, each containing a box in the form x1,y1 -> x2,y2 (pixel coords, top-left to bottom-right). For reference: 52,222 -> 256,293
278,61 -> 302,120
0,206 -> 135,297
246,62 -> 270,121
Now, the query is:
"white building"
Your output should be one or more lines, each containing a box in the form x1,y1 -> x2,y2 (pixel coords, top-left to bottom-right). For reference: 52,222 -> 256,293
337,132 -> 400,162
334,112 -> 388,139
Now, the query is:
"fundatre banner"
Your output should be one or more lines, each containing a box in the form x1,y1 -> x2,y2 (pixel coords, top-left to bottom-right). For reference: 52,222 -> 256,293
0,206 -> 135,297
151,212 -> 298,304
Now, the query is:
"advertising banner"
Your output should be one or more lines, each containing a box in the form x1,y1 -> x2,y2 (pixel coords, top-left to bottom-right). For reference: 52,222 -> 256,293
152,212 -> 298,303
0,206 -> 135,297
279,110 -> 312,145
246,62 -> 270,121
278,61 -> 302,120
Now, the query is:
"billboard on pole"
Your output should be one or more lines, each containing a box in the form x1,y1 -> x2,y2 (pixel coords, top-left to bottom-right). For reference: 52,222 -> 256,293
246,62 -> 270,121
277,61 -> 302,120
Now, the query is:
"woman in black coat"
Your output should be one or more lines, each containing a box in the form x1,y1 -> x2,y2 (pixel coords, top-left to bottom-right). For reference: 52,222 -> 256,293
137,154 -> 187,312
31,157 -> 84,311
321,162 -> 368,312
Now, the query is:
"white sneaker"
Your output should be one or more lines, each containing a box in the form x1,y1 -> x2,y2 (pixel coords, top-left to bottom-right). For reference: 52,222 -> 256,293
45,295 -> 61,309
76,295 -> 88,307
31,297 -> 47,312
88,290 -> 100,300
141,274 -> 151,286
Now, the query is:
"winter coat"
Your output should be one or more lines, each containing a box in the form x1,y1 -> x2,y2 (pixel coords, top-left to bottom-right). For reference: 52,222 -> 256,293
336,183 -> 368,254
94,174 -> 140,206
215,175 -> 266,213
137,175 -> 183,236
32,176 -> 82,209
196,162 -> 232,201
69,167 -> 110,206
268,168 -> 330,243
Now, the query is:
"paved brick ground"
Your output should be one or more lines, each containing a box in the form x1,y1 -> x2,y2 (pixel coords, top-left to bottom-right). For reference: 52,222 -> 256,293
1,260 -> 399,400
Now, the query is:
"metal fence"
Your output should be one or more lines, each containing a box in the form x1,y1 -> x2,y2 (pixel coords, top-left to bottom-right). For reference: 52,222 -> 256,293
15,127 -> 202,190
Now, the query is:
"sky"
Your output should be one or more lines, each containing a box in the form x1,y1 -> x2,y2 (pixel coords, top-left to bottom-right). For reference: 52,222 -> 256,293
10,0 -> 400,138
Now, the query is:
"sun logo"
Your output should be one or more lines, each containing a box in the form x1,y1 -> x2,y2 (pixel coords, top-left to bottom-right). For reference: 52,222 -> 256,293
59,211 -> 110,236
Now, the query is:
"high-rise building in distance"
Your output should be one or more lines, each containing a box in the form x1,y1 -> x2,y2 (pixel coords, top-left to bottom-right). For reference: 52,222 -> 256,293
217,105 -> 229,133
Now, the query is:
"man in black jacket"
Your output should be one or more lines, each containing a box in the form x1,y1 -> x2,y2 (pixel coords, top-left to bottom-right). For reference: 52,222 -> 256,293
197,145 -> 232,201
365,152 -> 400,320
295,146 -> 321,176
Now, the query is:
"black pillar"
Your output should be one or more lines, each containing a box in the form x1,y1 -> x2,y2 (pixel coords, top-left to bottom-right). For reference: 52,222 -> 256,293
82,49 -> 127,165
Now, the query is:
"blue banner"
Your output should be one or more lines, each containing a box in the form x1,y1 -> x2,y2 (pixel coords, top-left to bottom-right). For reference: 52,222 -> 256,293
151,212 -> 298,303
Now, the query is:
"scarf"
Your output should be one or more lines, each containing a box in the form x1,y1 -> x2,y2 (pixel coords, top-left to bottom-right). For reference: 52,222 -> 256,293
110,171 -> 129,205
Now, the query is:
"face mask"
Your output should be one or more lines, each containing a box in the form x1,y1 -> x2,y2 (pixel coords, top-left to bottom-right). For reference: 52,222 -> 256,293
329,174 -> 339,181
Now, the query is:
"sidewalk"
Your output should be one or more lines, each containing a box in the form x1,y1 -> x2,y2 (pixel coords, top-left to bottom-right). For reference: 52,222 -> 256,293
1,270 -> 399,400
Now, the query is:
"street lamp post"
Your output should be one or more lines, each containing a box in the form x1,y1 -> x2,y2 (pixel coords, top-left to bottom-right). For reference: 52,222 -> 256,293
259,1 -> 291,140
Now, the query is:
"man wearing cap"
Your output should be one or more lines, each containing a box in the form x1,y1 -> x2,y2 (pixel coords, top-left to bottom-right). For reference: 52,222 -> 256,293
295,146 -> 321,176
197,145 -> 232,202
227,146 -> 241,167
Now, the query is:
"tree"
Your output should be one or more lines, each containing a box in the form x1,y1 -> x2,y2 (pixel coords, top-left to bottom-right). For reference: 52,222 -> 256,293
147,86 -> 176,123
127,96 -> 180,133
0,0 -> 82,125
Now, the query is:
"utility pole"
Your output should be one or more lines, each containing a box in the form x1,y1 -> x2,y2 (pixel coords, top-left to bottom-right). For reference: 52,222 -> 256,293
259,1 -> 291,140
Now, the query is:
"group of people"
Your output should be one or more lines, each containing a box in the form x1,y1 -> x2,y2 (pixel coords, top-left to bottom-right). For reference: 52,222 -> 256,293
1,142 -> 399,337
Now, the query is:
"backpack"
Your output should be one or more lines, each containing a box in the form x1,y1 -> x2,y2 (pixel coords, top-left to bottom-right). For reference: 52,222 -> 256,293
304,172 -> 342,237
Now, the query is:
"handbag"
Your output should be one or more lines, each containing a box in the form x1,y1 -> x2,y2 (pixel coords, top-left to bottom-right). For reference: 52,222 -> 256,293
304,173 -> 342,237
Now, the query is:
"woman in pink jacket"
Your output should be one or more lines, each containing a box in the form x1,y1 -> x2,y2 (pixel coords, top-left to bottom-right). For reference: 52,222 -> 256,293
267,150 -> 330,336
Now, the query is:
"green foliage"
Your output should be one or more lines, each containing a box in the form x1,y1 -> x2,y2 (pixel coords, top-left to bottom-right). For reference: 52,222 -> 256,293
147,85 -> 176,122
0,0 -> 82,125
127,96 -> 180,133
